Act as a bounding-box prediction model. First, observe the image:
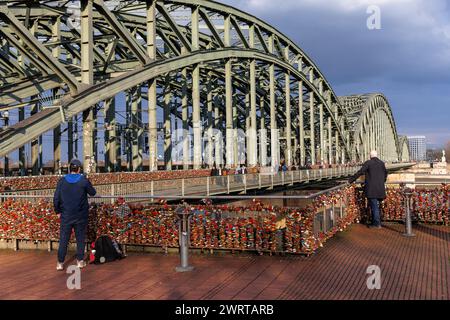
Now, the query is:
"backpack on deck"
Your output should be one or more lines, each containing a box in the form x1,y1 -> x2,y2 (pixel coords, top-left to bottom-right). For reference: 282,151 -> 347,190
92,235 -> 125,264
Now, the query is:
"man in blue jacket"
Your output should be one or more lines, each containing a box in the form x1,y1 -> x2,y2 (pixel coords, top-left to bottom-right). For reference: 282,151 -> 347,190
54,159 -> 96,271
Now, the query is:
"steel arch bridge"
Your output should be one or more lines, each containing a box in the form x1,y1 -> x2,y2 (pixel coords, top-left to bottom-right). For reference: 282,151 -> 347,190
0,0 -> 409,175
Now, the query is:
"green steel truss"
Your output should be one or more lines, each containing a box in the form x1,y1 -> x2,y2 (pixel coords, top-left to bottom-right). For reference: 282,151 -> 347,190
0,0 -> 409,174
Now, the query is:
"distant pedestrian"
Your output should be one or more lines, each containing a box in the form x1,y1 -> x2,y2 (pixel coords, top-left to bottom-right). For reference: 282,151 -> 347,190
53,159 -> 97,271
211,164 -> 218,177
348,151 -> 388,229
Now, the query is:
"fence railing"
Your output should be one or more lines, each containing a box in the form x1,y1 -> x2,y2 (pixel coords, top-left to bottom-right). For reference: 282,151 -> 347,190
0,183 -> 360,255
0,166 -> 366,204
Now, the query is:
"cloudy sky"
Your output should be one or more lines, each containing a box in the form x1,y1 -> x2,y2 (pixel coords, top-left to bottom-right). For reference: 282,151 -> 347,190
222,0 -> 450,147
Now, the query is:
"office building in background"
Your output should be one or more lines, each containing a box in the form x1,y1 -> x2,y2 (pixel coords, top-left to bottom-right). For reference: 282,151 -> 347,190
407,136 -> 427,162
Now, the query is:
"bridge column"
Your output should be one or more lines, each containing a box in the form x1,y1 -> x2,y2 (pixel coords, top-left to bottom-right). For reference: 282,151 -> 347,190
269,62 -> 278,169
327,117 -> 332,165
370,114 -> 376,150
372,113 -> 376,153
285,71 -> 292,167
191,6 -> 202,169
318,81 -> 325,165
206,72 -> 214,168
192,63 -> 202,169
364,119 -> 369,159
260,94 -> 268,167
375,111 -> 381,152
332,101 -> 339,165
164,77 -> 172,171
344,131 -> 349,164
224,15 -> 235,168
125,92 -> 132,171
319,104 -> 324,164
247,60 -> 257,167
380,114 -> 384,159
52,106 -> 61,173
102,40 -> 118,172
131,86 -> 143,171
29,28 -> 41,175
52,17 -> 61,174
379,117 -> 383,159
16,34 -> 27,175
382,118 -> 386,160
233,97 -> 239,166
298,79 -> 305,166
17,108 -> 25,175
81,0 -> 95,173
147,0 -> 158,172
214,96 -> 222,167
381,115 -> 385,159
309,68 -> 316,165
104,97 -> 117,172
245,93 -> 250,165
181,68 -> 190,169
225,59 -> 234,168
335,130 -> 340,165
267,35 -> 278,169
370,115 -> 375,153
16,31 -> 25,175
379,111 -> 383,158
67,117 -> 74,163
248,27 -> 258,167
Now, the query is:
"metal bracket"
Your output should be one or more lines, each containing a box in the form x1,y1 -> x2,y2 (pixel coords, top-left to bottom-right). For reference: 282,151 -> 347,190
42,102 -> 67,124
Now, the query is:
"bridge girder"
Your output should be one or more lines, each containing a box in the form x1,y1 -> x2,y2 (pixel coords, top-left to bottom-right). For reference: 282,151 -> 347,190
0,0 -> 405,174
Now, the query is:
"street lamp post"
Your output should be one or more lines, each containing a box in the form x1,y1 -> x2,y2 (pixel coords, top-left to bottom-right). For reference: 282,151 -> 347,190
175,204 -> 194,272
401,183 -> 416,237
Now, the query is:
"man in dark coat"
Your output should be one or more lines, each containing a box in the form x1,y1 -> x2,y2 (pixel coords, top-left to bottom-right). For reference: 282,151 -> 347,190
348,151 -> 388,229
54,159 -> 96,271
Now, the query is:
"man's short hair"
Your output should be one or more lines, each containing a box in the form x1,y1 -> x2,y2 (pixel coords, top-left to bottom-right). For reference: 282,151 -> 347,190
69,159 -> 82,172
370,150 -> 378,158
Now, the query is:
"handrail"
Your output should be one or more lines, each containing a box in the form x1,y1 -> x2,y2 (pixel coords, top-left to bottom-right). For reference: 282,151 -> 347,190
0,183 -> 350,201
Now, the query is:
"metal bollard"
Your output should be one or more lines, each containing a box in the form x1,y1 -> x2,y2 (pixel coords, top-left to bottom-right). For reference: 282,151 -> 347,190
403,189 -> 416,237
176,206 -> 194,272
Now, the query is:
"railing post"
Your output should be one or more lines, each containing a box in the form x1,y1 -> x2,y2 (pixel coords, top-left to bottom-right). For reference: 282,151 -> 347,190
291,171 -> 294,185
111,184 -> 115,204
207,176 -> 210,196
306,170 -> 310,182
243,175 -> 247,193
258,173 -> 261,189
271,173 -> 274,189
182,178 -> 185,197
176,207 -> 194,272
227,175 -> 230,194
150,180 -> 154,203
281,172 -> 285,185
403,188 -> 416,237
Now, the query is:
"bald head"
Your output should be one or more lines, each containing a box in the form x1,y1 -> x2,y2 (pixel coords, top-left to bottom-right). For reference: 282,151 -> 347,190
370,150 -> 378,159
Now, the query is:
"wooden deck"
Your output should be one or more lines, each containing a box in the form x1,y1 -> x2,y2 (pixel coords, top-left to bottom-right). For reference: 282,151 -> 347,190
0,223 -> 449,300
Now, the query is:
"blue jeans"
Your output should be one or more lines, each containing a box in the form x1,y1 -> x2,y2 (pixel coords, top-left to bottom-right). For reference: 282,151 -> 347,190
368,198 -> 381,227
58,221 -> 88,263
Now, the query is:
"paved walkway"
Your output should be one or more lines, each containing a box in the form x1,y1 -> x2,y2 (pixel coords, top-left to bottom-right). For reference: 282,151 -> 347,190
0,223 -> 449,300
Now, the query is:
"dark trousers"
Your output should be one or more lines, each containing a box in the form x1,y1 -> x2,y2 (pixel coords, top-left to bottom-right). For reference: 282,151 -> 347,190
368,198 -> 381,227
58,220 -> 88,263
